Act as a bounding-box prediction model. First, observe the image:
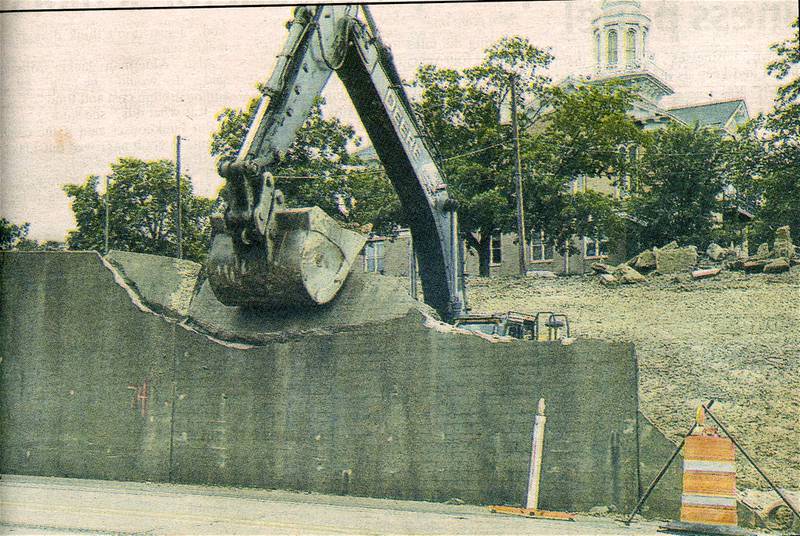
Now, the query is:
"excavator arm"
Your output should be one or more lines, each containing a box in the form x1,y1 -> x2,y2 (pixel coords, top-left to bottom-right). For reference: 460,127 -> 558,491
208,5 -> 466,320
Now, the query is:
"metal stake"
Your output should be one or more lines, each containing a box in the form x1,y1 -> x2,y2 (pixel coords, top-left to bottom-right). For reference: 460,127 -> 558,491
624,399 -> 716,525
525,398 -> 547,510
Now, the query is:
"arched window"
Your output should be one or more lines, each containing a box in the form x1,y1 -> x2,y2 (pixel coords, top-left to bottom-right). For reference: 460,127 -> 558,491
607,30 -> 618,65
595,31 -> 601,65
626,28 -> 637,65
642,29 -> 648,57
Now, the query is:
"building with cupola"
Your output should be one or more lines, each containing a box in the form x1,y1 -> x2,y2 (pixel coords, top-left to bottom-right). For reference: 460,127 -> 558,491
575,0 -> 748,136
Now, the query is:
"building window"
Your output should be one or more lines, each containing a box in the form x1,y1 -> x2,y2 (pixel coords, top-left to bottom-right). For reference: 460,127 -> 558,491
585,236 -> 609,259
571,176 -> 587,193
364,239 -> 385,273
595,31 -> 601,65
627,145 -> 639,193
530,230 -> 554,262
607,30 -> 618,65
490,232 -> 502,265
642,28 -> 648,57
626,28 -> 637,65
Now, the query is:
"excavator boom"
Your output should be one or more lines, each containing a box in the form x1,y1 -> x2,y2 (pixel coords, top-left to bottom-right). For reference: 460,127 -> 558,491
208,5 -> 466,320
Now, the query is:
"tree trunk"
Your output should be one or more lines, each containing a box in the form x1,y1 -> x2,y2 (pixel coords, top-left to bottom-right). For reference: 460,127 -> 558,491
465,232 -> 493,278
478,235 -> 491,277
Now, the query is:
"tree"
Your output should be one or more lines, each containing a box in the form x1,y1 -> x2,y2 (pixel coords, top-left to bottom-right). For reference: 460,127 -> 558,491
625,124 -> 730,249
210,95 -> 402,234
0,218 -> 31,250
522,81 -> 641,253
740,18 -> 800,245
411,37 -> 554,275
63,158 -> 217,262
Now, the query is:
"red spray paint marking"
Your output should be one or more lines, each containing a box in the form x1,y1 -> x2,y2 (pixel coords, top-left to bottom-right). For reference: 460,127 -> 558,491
127,380 -> 149,417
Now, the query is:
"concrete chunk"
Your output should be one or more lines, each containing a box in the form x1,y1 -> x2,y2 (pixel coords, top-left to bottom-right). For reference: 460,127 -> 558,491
615,264 -> 646,284
591,262 -> 614,274
598,273 -> 619,286
764,257 -> 790,274
692,268 -> 721,280
706,243 -> 727,261
743,259 -> 769,273
527,270 -> 557,278
634,249 -> 657,270
656,245 -> 698,274
773,226 -> 795,259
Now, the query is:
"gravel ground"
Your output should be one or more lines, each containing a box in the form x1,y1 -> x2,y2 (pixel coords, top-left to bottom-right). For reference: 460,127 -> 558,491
467,266 -> 800,491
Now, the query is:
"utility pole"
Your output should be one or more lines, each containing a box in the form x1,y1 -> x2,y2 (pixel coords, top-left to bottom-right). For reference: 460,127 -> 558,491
510,75 -> 527,276
104,174 -> 110,255
175,135 -> 182,260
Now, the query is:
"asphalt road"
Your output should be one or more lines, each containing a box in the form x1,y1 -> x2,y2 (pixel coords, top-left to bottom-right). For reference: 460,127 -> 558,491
0,474 -> 671,535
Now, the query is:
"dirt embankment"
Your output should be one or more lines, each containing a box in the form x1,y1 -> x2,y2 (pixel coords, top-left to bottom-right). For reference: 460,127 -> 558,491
467,268 -> 800,490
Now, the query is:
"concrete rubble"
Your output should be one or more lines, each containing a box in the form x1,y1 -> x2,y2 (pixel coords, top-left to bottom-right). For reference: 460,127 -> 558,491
591,262 -> 646,285
764,257 -> 790,274
634,248 -> 657,270
615,264 -> 647,284
598,273 -> 619,286
598,227 -> 798,286
692,267 -> 721,280
655,244 -> 698,274
773,225 -> 796,259
706,243 -> 727,261
728,226 -> 796,274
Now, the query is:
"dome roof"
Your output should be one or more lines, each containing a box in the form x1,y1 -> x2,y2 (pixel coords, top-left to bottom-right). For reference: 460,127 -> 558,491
601,0 -> 642,10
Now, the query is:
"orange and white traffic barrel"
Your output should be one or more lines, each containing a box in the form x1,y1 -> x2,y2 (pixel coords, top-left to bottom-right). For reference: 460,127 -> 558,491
680,408 -> 738,526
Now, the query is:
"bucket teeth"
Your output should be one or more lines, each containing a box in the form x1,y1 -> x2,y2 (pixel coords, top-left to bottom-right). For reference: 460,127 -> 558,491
207,207 -> 366,309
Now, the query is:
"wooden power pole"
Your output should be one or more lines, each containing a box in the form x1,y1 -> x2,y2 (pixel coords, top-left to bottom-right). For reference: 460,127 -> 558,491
104,174 -> 110,255
175,135 -> 182,260
510,75 -> 527,276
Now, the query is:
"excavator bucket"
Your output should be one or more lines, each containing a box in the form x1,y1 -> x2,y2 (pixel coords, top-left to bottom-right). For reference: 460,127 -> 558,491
207,207 -> 366,309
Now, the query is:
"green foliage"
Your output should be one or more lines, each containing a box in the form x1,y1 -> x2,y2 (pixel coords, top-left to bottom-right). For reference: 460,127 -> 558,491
0,218 -> 31,250
766,18 -> 799,129
524,82 -> 641,253
210,94 -> 261,161
412,36 -> 554,274
741,17 -> 800,245
210,95 -> 401,233
625,125 -> 730,249
63,158 -> 218,262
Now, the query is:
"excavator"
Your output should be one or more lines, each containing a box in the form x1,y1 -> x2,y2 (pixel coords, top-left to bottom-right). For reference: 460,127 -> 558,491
207,4 -> 569,339
207,4 -> 466,321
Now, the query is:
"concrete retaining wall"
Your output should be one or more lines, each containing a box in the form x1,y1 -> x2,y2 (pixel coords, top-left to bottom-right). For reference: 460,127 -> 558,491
0,251 -> 679,514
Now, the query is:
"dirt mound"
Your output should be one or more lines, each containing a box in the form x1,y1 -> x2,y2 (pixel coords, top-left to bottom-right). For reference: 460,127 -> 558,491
468,268 -> 800,490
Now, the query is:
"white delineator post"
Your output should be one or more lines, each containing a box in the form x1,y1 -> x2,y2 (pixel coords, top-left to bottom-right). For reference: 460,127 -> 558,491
525,398 -> 547,510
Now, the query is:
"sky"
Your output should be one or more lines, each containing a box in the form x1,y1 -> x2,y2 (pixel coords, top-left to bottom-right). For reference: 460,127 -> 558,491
1,0 -> 797,241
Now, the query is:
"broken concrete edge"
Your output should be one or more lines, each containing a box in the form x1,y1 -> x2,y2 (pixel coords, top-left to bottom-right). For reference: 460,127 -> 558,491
423,314 -> 515,343
94,250 -> 516,349
97,253 -> 258,350
104,251 -> 205,320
